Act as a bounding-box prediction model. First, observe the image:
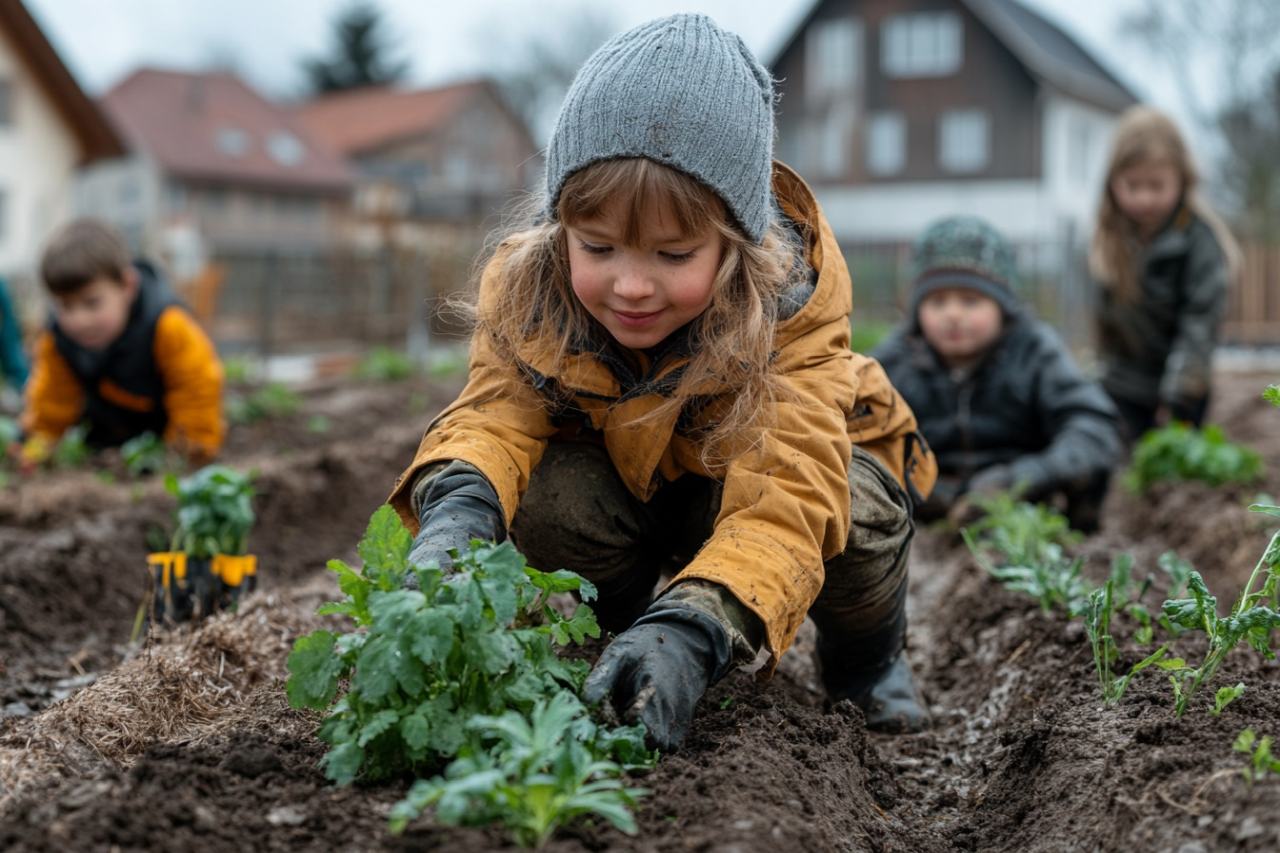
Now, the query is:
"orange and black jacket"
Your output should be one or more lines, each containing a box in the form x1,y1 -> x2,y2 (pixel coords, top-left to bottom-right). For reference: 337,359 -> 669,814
22,261 -> 225,458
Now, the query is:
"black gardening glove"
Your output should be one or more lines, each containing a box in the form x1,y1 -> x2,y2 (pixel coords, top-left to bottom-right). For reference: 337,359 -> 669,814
407,461 -> 505,581
583,603 -> 733,752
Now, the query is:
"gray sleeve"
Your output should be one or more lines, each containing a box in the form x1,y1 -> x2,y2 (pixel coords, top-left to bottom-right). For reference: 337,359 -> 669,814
1009,326 -> 1123,493
1160,227 -> 1228,407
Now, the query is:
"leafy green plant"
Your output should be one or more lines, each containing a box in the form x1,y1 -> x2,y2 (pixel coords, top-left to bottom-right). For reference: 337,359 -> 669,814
51,424 -> 91,469
1234,728 -> 1280,784
222,355 -> 257,385
1126,422 -> 1263,493
1264,385 -> 1280,408
227,383 -> 302,424
1083,578 -> 1170,705
286,507 -> 654,844
962,497 -> 1089,615
1159,524 -> 1280,716
389,691 -> 650,845
165,465 -> 255,558
121,432 -> 169,476
355,347 -> 416,381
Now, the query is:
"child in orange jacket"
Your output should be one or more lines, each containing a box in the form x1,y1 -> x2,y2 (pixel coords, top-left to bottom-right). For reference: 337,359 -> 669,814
390,15 -> 936,747
22,219 -> 224,462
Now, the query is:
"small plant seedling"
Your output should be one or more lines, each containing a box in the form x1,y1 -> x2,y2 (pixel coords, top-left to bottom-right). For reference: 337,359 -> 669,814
1083,579 -> 1169,705
227,383 -> 302,424
1264,385 -> 1280,408
121,432 -> 169,477
962,497 -> 1089,615
165,465 -> 255,558
355,347 -> 416,382
1125,422 -> 1263,493
1212,683 -> 1246,716
51,424 -> 91,469
306,414 -> 332,434
1234,729 -> 1280,785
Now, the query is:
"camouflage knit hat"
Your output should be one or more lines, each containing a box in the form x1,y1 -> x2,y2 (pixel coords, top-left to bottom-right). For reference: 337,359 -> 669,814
909,216 -> 1021,317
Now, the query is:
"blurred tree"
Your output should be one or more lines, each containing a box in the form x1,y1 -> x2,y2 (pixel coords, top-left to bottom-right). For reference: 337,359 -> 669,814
303,1 -> 408,95
1123,0 -> 1280,234
484,6 -> 616,144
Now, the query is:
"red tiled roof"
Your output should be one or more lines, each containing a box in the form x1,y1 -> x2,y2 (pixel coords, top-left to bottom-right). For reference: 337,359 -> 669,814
102,68 -> 352,192
294,79 -> 493,157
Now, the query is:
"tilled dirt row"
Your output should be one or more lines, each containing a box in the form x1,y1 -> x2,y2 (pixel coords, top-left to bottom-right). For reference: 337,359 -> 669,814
1,371 -> 1279,852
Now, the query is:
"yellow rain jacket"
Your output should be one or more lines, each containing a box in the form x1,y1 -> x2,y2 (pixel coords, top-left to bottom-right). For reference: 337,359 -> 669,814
390,163 -> 935,662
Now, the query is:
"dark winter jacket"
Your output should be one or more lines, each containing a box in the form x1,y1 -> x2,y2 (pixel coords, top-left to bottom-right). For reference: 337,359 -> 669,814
872,314 -> 1122,502
1096,207 -> 1229,410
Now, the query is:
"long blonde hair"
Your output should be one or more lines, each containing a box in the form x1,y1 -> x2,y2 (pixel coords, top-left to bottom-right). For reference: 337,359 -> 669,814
1090,106 -> 1241,302
471,157 -> 804,462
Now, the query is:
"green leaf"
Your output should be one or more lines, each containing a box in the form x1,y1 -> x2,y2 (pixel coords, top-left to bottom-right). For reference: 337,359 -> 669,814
550,604 -> 602,646
1212,683 -> 1246,716
400,712 -> 431,751
358,708 -> 402,747
285,631 -> 345,709
357,505 -> 413,587
352,636 -> 400,702
321,740 -> 365,786
1263,385 -> 1280,408
1249,503 -> 1280,519
407,609 -> 455,665
1235,728 -> 1257,753
369,589 -> 426,635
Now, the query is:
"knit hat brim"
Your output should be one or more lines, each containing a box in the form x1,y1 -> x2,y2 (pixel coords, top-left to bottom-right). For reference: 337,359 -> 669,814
910,270 -> 1022,320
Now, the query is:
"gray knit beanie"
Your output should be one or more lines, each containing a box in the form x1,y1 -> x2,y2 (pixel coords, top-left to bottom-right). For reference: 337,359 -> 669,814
545,14 -> 776,243
909,216 -> 1022,318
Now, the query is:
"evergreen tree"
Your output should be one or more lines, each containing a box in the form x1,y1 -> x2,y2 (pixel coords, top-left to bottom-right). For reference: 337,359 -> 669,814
303,2 -> 408,94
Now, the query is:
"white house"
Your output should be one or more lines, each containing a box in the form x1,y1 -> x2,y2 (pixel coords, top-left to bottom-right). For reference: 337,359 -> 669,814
0,0 -> 123,281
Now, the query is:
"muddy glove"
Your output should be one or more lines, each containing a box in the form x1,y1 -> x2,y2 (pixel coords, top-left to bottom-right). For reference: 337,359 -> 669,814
583,601 -> 733,752
406,461 -> 505,578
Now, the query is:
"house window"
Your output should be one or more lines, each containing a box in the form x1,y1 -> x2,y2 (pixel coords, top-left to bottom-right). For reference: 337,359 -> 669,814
810,101 -> 856,179
806,16 -> 863,103
216,127 -> 249,157
882,13 -> 962,78
939,110 -> 989,173
0,79 -> 12,127
866,112 -> 906,176
268,132 -> 305,167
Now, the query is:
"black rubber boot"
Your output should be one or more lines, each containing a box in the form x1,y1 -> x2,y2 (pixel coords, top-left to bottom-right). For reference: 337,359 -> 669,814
815,615 -> 930,733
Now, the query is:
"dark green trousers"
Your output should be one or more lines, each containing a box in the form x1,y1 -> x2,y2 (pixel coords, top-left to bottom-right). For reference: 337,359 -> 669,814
510,439 -> 913,674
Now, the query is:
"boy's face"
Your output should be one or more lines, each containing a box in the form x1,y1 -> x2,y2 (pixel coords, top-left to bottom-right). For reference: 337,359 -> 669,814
53,271 -> 138,351
565,198 -> 723,350
917,287 -> 1003,364
1110,159 -> 1182,237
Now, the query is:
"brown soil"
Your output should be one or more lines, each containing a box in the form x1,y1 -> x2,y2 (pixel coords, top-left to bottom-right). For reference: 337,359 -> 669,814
2,370 -> 1280,851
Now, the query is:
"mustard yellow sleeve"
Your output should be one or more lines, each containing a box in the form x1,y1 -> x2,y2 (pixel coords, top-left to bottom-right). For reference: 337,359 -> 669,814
21,330 -> 84,444
153,306 -> 225,459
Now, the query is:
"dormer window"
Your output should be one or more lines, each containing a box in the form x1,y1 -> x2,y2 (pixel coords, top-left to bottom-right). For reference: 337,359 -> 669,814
216,126 -> 249,157
268,132 -> 306,166
882,13 -> 962,78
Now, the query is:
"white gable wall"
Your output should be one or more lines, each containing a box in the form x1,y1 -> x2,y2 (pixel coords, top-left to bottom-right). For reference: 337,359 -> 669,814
1040,92 -> 1117,245
0,26 -> 80,280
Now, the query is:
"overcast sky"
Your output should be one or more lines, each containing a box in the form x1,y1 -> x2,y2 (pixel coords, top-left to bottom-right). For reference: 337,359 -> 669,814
25,0 -> 1196,138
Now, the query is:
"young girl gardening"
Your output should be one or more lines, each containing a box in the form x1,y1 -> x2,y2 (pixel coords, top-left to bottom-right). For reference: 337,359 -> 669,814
388,14 -> 936,749
1090,106 -> 1241,441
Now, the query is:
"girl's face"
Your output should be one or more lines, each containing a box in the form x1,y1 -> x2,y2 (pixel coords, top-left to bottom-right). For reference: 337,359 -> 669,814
917,287 -> 1003,366
1110,159 -> 1183,238
566,199 -> 723,350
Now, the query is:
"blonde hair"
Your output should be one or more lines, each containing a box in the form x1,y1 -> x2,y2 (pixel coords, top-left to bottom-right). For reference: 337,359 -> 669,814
1090,105 -> 1241,302
470,157 -> 805,465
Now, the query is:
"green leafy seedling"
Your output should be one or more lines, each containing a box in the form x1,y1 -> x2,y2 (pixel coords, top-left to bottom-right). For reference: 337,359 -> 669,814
1235,728 -> 1280,785
1083,579 -> 1169,705
121,432 -> 169,477
1125,422 -> 1263,493
355,347 -> 416,382
166,465 -> 255,558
